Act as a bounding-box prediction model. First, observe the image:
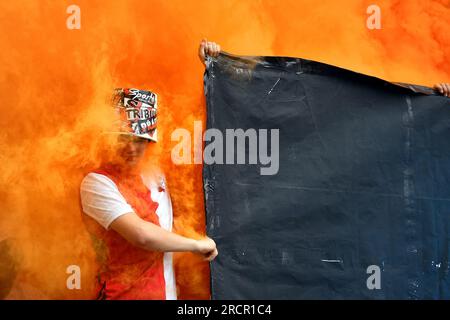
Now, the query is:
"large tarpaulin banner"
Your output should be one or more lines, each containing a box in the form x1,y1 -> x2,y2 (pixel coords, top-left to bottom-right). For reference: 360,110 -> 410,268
203,53 -> 450,299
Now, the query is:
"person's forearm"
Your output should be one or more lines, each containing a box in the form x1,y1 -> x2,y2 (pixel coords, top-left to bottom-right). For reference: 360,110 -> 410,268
135,221 -> 198,252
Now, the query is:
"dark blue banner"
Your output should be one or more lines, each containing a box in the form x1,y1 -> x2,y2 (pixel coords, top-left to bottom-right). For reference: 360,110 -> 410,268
204,53 -> 450,299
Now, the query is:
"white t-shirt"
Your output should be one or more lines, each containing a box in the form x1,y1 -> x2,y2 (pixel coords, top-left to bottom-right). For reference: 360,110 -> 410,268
80,172 -> 177,300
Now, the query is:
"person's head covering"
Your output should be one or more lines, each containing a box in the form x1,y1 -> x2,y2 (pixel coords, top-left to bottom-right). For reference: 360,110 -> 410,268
111,88 -> 158,142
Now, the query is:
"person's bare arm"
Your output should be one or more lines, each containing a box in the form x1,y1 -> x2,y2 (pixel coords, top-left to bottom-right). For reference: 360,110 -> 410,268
434,83 -> 450,97
110,212 -> 218,261
199,39 -> 221,66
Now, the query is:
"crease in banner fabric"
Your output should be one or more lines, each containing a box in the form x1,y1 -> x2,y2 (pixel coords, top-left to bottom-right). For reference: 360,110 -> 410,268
203,53 -> 450,299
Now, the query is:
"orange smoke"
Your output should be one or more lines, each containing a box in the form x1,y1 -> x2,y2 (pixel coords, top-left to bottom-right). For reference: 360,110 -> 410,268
0,0 -> 448,299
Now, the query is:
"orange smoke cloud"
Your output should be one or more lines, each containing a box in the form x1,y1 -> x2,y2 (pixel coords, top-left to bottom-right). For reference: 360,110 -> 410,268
0,0 -> 448,299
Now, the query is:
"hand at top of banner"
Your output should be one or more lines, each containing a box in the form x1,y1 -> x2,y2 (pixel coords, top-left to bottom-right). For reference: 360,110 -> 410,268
199,39 -> 221,66
434,83 -> 450,97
